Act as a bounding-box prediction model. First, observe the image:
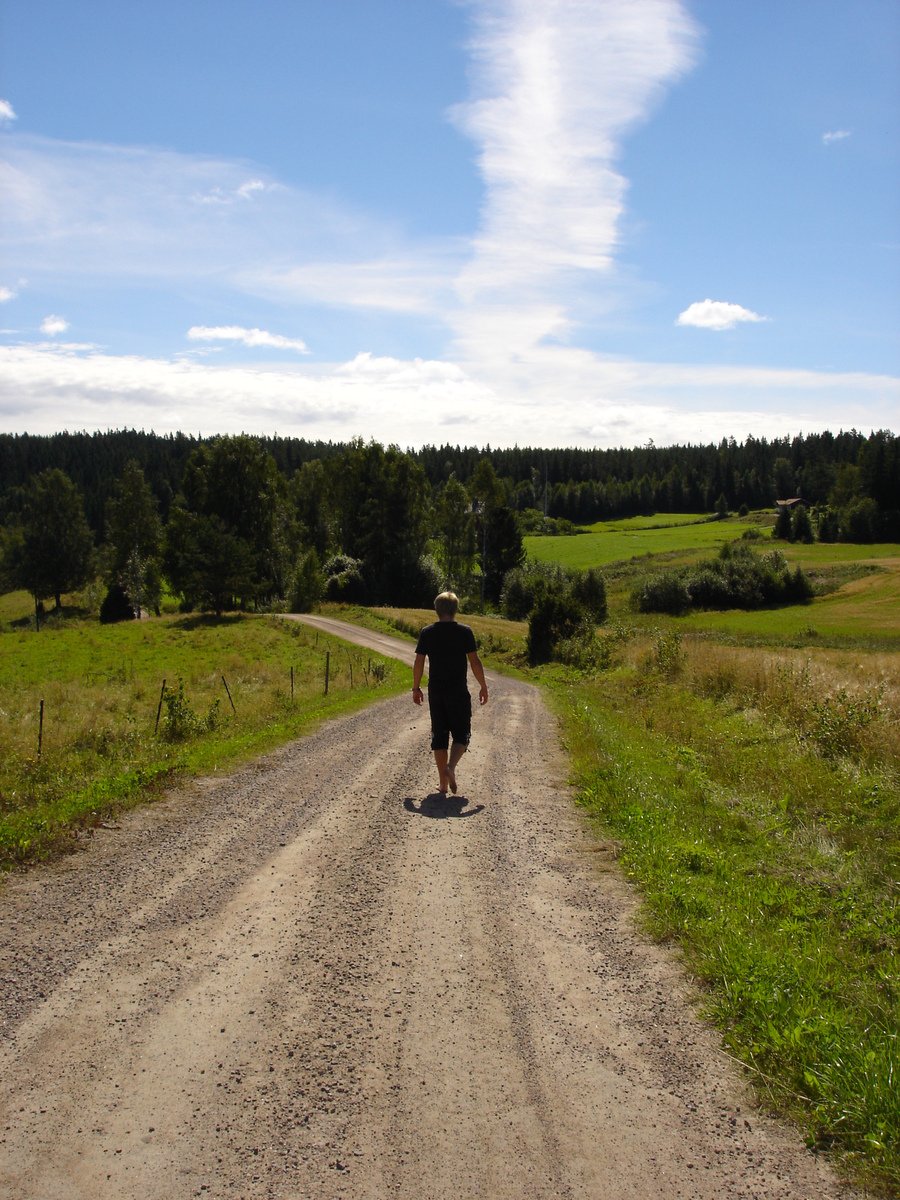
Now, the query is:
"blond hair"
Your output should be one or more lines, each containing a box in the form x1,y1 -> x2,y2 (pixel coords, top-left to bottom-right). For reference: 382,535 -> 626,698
434,591 -> 459,618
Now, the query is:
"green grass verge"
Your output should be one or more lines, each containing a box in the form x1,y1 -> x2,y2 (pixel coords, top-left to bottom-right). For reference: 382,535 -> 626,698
544,665 -> 898,1192
0,610 -> 406,870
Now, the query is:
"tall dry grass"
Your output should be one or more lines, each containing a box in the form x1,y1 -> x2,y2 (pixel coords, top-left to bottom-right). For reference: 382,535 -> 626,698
631,635 -> 900,773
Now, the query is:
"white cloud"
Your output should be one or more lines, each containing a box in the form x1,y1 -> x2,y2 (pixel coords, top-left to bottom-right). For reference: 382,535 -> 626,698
192,177 -> 272,205
452,0 -> 700,309
0,135 -> 381,287
40,314 -> 69,336
0,133 -> 458,317
0,100 -> 16,123
676,299 -> 767,331
0,286 -> 15,303
822,129 -> 851,145
1,342 -> 896,451
187,325 -> 310,353
236,179 -> 266,199
246,256 -> 459,316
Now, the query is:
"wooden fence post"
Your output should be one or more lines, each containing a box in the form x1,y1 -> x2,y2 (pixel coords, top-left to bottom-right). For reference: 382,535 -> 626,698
154,679 -> 167,733
325,650 -> 330,695
38,699 -> 44,758
290,665 -> 294,700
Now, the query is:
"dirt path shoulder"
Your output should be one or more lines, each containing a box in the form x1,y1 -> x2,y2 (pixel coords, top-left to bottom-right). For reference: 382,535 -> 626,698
0,617 -> 855,1199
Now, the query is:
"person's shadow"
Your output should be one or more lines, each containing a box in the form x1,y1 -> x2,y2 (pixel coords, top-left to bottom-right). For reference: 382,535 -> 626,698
403,794 -> 485,819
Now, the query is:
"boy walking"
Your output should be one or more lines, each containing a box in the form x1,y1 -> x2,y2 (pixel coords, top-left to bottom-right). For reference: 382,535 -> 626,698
412,592 -> 488,796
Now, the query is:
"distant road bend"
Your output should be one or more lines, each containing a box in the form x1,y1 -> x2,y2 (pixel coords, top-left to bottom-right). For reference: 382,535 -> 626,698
0,615 -> 854,1198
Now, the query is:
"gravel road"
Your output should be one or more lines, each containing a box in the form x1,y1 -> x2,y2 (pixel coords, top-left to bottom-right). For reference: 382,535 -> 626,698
0,616 -> 855,1199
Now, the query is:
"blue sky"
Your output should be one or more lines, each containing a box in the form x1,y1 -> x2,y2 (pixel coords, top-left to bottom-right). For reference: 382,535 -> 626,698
1,0 -> 897,449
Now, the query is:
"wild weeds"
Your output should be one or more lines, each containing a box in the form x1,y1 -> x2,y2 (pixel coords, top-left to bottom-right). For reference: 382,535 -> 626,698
678,641 -> 898,774
159,678 -> 221,742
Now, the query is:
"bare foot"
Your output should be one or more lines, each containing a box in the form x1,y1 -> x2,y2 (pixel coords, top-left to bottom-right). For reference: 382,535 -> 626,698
438,769 -> 450,795
447,767 -> 457,794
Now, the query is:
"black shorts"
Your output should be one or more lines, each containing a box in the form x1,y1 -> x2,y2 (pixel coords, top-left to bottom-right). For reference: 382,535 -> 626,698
427,686 -> 472,751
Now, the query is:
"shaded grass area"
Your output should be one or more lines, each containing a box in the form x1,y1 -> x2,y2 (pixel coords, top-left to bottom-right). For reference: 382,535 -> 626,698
0,610 -> 405,870
546,664 -> 898,1192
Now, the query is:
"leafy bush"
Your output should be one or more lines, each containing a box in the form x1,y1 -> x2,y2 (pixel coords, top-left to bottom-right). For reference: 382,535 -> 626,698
570,567 -> 607,622
526,592 -> 594,665
841,497 -> 879,543
322,554 -> 368,603
648,629 -> 684,677
773,505 -> 793,540
500,561 -> 566,620
816,507 -> 840,543
159,678 -> 221,742
501,560 -> 606,622
99,583 -> 135,624
633,542 -> 813,614
632,572 -> 692,615
406,553 -> 445,607
791,504 -> 814,544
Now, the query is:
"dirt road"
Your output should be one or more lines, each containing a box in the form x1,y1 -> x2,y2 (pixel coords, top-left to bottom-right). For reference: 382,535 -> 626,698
0,617 -> 853,1199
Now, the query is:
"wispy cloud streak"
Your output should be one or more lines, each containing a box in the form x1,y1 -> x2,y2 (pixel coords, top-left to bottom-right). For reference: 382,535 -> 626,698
452,0 -> 699,339
188,325 -> 310,353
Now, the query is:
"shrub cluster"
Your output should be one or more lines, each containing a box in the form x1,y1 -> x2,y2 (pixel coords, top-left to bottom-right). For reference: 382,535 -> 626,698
501,561 -> 608,665
633,542 -> 813,615
501,561 -> 607,623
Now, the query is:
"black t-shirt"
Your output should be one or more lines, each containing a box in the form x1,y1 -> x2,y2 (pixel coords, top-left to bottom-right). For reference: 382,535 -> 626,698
415,621 -> 477,689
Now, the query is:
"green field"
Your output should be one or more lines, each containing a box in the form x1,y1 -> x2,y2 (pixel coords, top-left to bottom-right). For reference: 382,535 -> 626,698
0,597 -> 405,867
524,514 -> 900,649
525,514 -> 762,568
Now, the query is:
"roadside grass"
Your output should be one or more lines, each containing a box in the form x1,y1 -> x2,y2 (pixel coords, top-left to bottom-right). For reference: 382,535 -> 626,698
545,664 -> 898,1191
0,608 -> 405,870
666,638 -> 899,776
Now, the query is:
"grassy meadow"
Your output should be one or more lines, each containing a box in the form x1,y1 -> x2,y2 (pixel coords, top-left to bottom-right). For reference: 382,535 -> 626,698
524,512 -> 764,569
0,593 -> 405,868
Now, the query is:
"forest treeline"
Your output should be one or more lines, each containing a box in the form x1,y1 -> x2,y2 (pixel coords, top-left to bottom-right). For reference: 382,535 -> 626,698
0,427 -> 897,621
1,426 -> 898,531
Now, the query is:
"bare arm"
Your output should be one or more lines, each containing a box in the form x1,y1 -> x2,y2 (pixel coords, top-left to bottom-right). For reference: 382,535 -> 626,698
412,653 -> 426,705
468,651 -> 489,705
